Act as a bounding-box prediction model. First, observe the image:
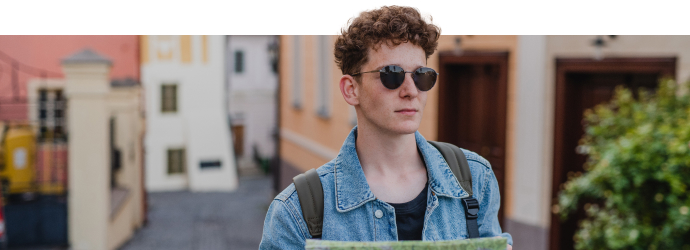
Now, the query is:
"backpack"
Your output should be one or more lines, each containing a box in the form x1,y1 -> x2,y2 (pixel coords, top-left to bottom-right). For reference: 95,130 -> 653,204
292,141 -> 481,239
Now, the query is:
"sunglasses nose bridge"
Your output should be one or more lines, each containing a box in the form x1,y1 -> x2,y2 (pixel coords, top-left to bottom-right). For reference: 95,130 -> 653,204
398,72 -> 419,94
404,72 -> 415,85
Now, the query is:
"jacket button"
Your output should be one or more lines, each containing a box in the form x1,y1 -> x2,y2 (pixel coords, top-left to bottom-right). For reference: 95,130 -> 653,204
375,210 -> 383,218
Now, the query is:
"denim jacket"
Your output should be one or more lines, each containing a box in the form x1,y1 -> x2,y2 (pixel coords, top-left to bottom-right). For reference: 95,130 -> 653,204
259,127 -> 512,249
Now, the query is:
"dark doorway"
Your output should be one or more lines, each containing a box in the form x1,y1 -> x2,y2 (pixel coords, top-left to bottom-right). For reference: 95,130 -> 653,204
550,58 -> 676,250
437,51 -> 509,226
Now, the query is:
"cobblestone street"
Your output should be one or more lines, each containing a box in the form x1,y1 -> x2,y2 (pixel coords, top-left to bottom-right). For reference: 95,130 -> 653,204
119,174 -> 273,250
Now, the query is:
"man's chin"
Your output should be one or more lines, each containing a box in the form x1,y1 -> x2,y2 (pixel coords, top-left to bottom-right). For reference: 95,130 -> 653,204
388,122 -> 420,135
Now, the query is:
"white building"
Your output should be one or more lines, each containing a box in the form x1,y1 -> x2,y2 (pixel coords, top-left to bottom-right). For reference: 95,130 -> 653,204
141,35 -> 238,192
226,36 -> 279,173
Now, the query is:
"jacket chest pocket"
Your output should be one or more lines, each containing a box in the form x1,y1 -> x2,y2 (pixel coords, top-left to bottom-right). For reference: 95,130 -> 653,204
424,201 -> 468,240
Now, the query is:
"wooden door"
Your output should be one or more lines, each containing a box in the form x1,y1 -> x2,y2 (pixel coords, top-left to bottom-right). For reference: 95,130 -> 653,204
438,51 -> 509,226
231,124 -> 245,157
551,58 -> 676,250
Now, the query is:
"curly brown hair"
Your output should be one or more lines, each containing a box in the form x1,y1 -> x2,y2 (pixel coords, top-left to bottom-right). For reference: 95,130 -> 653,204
334,6 -> 441,78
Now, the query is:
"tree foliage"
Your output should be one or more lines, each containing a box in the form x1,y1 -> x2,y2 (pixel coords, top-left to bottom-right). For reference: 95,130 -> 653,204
558,79 -> 690,250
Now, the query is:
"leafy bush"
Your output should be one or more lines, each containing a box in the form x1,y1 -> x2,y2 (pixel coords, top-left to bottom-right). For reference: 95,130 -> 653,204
558,79 -> 690,250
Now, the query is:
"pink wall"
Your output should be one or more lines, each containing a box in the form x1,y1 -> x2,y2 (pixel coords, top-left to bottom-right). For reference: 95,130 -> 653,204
0,35 -> 139,120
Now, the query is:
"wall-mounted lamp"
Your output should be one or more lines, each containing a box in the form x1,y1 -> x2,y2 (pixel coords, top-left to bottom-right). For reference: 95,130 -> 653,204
592,36 -> 606,61
267,36 -> 279,74
591,35 -> 617,61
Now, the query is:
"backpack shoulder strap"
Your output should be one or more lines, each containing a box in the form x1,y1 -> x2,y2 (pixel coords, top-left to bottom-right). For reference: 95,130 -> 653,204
428,141 -> 481,238
427,141 -> 473,196
292,168 -> 323,238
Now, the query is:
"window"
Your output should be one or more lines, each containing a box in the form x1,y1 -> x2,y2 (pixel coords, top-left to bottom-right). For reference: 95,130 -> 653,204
161,84 -> 177,113
38,89 -> 67,141
234,50 -> 244,73
315,36 -> 332,118
292,36 -> 303,109
167,148 -> 186,174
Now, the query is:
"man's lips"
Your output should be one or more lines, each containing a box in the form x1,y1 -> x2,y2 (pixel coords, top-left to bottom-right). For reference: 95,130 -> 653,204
395,109 -> 418,115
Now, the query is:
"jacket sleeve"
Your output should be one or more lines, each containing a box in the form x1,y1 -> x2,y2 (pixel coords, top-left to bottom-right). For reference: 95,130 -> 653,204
478,166 -> 513,246
259,198 -> 308,250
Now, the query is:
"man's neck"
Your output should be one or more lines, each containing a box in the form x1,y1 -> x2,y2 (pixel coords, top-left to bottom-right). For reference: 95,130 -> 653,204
355,123 -> 421,174
355,122 -> 428,203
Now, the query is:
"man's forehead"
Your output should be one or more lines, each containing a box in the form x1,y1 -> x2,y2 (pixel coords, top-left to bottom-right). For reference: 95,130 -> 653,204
368,40 -> 415,51
366,42 -> 427,69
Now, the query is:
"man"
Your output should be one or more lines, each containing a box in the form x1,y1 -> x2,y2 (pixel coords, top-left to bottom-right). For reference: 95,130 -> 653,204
260,6 -> 512,249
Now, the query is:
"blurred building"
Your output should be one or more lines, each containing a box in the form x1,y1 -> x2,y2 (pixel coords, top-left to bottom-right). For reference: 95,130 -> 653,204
140,35 -> 238,192
277,35 -> 690,250
0,36 -> 145,250
0,36 -> 140,121
226,35 -> 279,175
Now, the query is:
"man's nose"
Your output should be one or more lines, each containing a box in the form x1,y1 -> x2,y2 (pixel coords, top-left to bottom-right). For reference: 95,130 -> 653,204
399,73 -> 419,98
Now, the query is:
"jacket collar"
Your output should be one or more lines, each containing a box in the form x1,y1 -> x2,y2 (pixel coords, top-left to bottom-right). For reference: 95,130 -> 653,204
334,127 -> 469,212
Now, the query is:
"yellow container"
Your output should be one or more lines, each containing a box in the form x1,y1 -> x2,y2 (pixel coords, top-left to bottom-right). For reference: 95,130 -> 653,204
0,126 -> 36,194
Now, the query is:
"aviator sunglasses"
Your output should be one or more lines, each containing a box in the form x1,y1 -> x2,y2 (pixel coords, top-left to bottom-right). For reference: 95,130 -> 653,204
351,65 -> 438,91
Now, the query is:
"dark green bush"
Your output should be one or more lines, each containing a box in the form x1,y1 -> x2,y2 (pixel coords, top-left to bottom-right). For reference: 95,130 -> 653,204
558,79 -> 690,250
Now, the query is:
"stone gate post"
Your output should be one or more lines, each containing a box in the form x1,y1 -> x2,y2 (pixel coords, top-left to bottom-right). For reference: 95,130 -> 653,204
62,49 -> 112,250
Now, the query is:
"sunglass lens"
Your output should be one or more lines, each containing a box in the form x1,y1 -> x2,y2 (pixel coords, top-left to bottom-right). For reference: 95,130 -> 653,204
413,67 -> 437,91
380,65 -> 405,89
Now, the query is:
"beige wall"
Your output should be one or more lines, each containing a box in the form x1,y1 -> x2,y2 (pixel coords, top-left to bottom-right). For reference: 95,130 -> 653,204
107,87 -> 145,249
510,36 -> 552,229
546,36 -> 690,81
108,197 -> 135,249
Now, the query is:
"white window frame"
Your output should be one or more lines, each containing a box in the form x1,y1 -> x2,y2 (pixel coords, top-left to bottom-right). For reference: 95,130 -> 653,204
161,83 -> 178,113
167,148 -> 186,175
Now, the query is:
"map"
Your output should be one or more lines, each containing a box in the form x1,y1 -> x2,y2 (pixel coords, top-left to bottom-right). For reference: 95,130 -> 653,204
305,237 -> 508,250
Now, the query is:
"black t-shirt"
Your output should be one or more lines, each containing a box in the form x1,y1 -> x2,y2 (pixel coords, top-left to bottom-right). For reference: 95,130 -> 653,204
387,183 -> 428,241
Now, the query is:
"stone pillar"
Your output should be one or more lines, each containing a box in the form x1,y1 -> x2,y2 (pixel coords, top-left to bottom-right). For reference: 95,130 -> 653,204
62,49 -> 112,250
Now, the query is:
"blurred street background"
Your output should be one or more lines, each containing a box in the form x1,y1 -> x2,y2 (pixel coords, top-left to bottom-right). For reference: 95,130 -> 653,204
119,174 -> 271,250
0,35 -> 689,250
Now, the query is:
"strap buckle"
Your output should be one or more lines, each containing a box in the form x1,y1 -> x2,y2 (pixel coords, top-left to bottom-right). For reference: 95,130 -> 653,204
462,197 -> 479,219
462,197 -> 481,238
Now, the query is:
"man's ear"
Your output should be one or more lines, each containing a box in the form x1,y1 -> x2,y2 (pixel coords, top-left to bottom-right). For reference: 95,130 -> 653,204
340,75 -> 359,106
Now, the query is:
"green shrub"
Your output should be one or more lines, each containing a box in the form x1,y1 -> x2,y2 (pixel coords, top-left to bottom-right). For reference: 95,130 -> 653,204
558,79 -> 690,250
